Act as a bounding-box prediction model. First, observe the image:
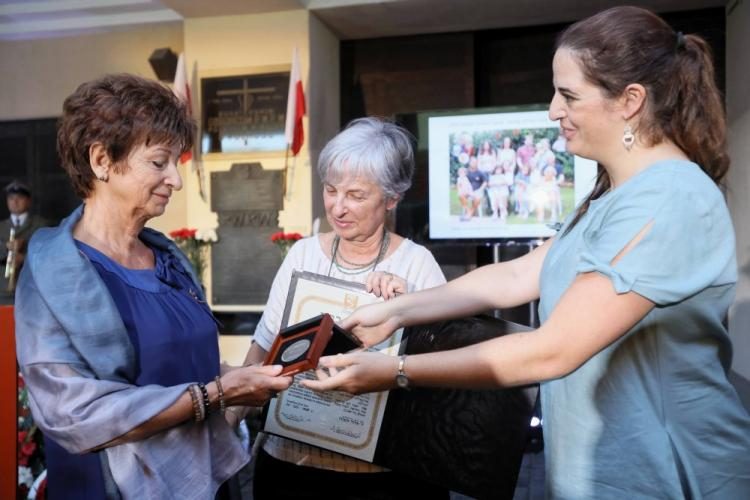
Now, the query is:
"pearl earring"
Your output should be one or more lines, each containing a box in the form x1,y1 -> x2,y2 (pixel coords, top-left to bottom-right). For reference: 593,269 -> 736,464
622,123 -> 635,151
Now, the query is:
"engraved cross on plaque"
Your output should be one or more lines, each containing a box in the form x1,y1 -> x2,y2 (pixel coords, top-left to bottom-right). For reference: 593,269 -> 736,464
216,79 -> 276,115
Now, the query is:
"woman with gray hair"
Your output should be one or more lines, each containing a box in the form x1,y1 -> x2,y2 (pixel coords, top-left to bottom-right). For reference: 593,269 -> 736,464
244,117 -> 448,498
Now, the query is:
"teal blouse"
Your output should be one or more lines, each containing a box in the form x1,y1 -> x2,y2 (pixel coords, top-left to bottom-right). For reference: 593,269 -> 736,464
539,160 -> 750,499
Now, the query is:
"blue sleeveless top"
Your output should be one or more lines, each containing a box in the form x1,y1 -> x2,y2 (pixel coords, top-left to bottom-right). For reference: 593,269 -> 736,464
45,240 -> 221,499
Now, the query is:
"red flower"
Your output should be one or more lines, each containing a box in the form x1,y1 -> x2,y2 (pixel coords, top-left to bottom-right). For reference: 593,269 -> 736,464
271,232 -> 303,243
18,430 -> 36,465
20,440 -> 36,458
169,228 -> 199,240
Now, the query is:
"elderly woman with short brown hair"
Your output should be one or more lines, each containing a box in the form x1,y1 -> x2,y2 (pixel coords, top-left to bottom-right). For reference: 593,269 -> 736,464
15,73 -> 292,499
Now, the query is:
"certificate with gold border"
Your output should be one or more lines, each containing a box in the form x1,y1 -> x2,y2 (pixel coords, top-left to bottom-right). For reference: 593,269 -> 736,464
263,270 -> 403,462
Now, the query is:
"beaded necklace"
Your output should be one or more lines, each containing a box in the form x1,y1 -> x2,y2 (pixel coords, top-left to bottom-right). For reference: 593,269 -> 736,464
327,228 -> 390,276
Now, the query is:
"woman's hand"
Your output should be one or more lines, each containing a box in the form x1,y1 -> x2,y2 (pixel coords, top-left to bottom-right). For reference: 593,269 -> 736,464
300,352 -> 398,395
220,364 -> 293,407
365,271 -> 406,300
341,302 -> 403,348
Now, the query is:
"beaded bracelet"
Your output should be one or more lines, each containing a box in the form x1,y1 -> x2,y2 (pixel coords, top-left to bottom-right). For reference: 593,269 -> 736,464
198,382 -> 211,417
188,384 -> 204,423
214,376 -> 226,414
195,385 -> 206,422
194,384 -> 207,421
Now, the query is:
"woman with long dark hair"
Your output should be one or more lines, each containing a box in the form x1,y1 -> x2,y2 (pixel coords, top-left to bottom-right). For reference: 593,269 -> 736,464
302,7 -> 750,498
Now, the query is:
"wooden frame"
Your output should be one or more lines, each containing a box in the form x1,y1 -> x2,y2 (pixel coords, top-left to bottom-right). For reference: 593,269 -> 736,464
264,313 -> 334,376
264,312 -> 361,376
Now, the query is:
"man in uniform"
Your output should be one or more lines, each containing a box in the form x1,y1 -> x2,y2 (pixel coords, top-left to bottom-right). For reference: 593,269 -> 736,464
0,181 -> 50,299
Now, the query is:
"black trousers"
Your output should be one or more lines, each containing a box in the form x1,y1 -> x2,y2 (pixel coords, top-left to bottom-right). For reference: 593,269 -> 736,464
253,449 -> 450,500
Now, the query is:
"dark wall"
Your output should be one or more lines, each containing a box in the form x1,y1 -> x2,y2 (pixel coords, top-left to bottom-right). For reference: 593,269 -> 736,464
0,118 -> 80,223
341,32 -> 476,121
341,8 -> 725,122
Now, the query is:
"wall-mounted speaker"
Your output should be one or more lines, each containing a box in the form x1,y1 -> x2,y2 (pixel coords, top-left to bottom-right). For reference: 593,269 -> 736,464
148,48 -> 178,83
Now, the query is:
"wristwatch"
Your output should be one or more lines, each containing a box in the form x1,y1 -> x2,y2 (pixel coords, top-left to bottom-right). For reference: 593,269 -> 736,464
395,354 -> 411,390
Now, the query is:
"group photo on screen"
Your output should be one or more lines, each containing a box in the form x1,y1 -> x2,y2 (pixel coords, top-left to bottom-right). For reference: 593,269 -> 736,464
449,128 -> 574,225
427,109 -> 596,240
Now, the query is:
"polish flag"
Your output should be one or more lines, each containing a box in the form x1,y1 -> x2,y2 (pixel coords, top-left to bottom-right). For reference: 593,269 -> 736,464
285,47 -> 306,156
172,52 -> 193,164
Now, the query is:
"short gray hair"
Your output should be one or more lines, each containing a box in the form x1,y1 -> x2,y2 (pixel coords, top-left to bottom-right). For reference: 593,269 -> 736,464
317,117 -> 415,200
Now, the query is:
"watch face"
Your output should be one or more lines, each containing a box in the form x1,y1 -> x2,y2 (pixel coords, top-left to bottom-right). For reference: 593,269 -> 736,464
396,374 -> 410,389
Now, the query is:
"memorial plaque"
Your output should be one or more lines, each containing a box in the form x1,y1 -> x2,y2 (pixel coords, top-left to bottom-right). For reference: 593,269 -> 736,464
211,163 -> 284,305
201,71 -> 290,154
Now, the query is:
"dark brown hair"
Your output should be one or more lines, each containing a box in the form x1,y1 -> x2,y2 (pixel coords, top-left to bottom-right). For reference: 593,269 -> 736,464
57,73 -> 195,198
559,6 -> 728,233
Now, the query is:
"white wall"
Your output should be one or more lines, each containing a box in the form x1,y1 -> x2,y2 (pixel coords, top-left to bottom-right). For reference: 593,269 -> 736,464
0,23 -> 184,120
726,1 -> 750,389
308,13 -> 341,226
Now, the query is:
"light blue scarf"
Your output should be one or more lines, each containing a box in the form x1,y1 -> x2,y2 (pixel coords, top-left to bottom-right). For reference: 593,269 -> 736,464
15,205 -> 248,499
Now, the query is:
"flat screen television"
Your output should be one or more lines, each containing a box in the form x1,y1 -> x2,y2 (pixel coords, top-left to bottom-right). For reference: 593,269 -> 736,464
425,106 -> 597,240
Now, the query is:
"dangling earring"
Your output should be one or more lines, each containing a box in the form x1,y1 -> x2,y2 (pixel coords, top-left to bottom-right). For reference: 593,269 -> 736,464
622,123 -> 635,151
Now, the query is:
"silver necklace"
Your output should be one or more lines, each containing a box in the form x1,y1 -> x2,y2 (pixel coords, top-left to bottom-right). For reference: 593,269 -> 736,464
328,229 -> 390,276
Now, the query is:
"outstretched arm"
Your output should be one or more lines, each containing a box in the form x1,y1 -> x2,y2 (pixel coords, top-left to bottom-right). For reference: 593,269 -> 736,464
304,271 -> 654,393
342,238 -> 553,347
